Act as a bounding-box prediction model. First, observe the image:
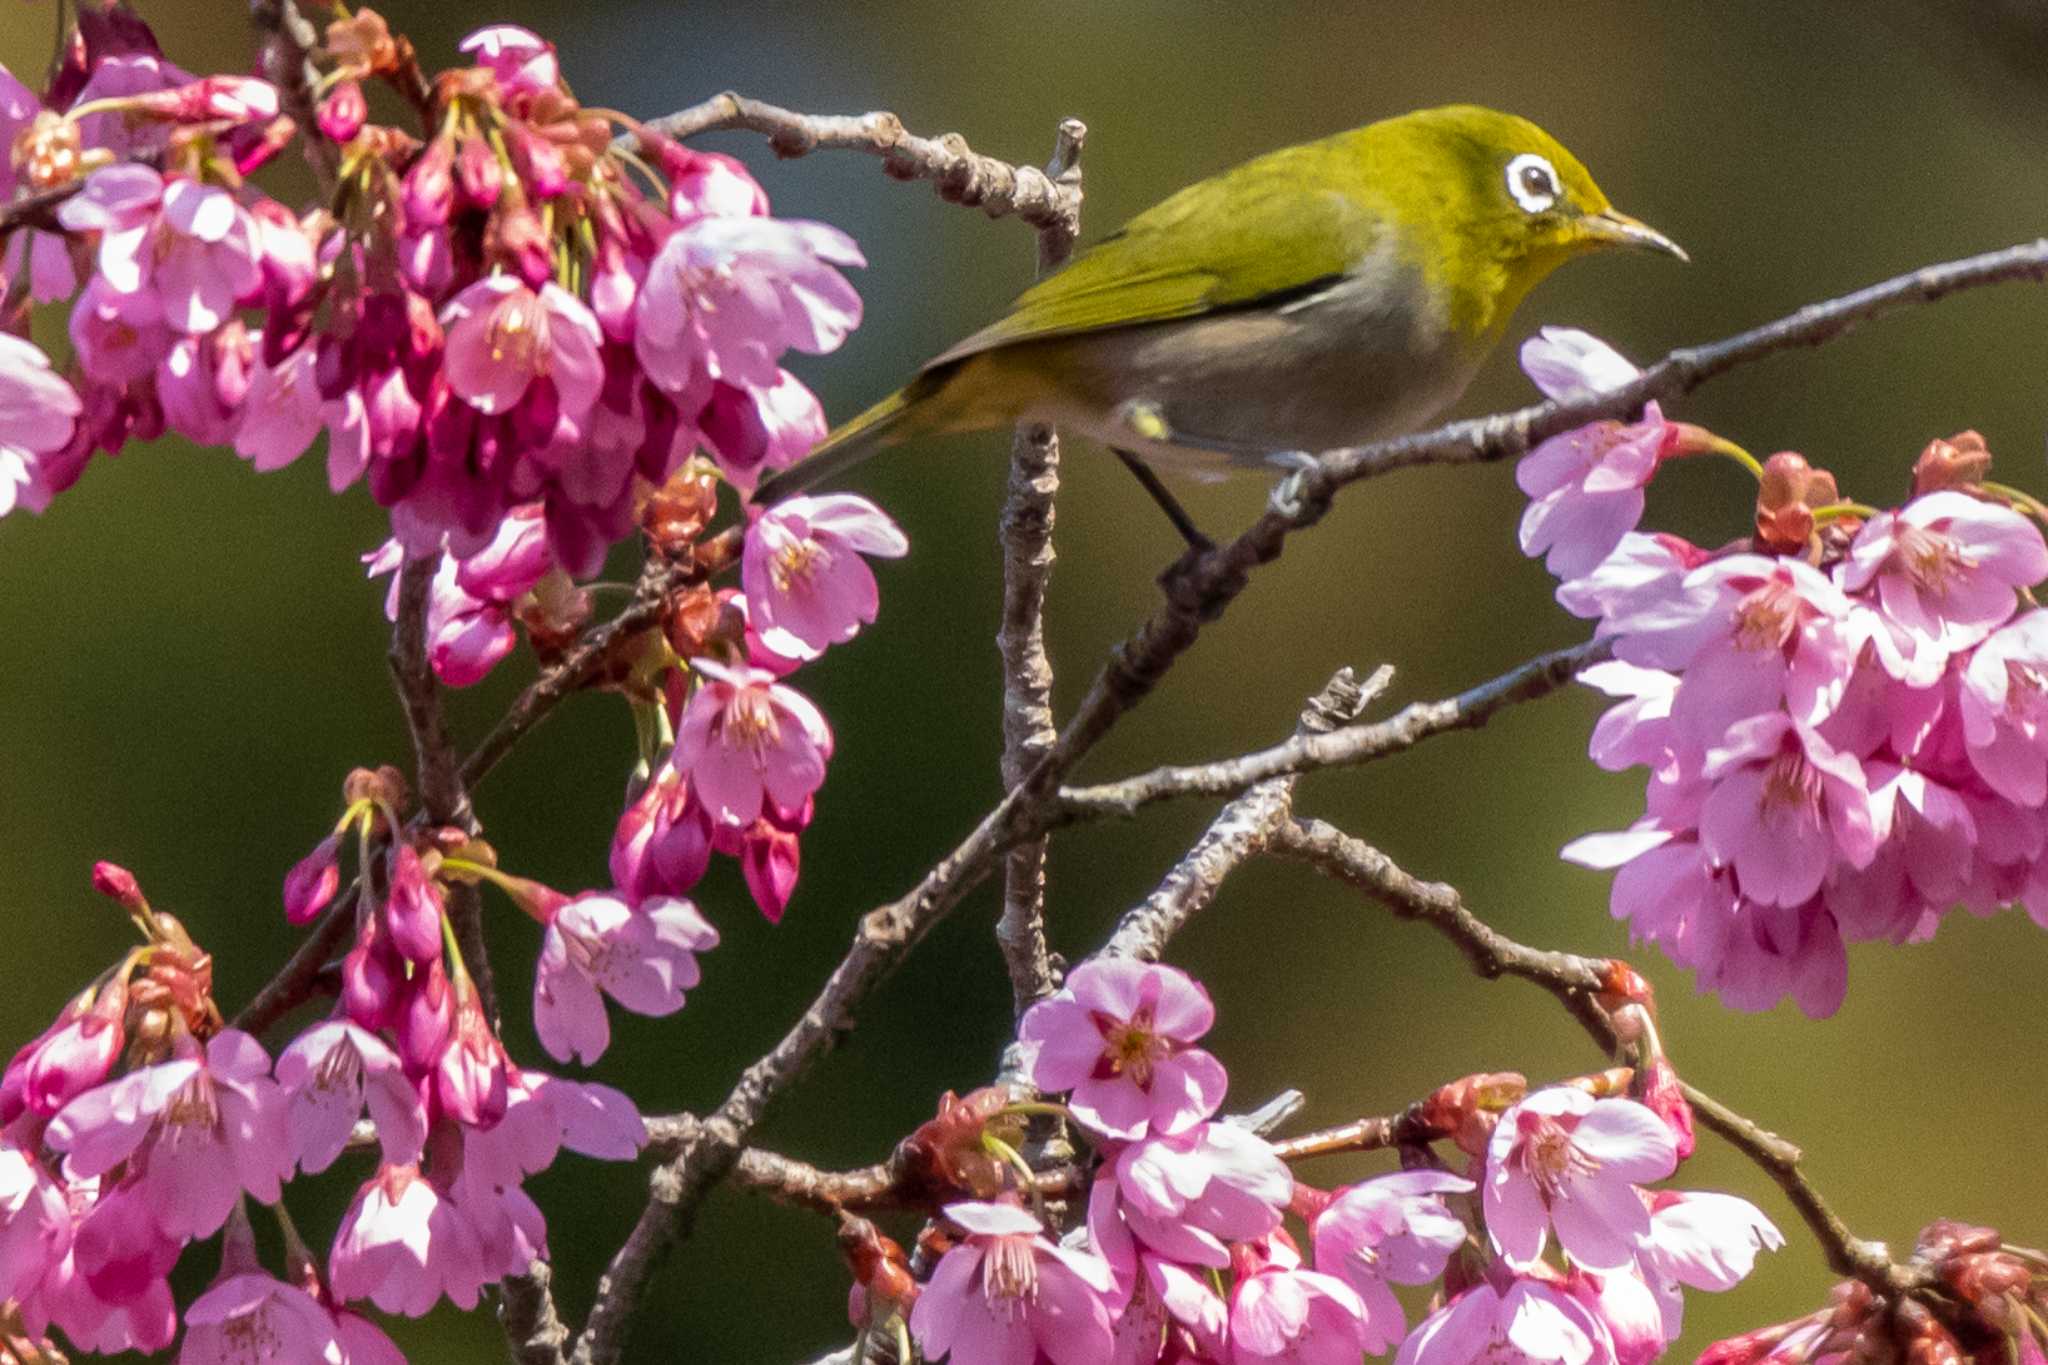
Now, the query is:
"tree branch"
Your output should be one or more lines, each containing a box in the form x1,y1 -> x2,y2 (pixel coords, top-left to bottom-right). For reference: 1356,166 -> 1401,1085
228,888 -> 355,1036
1061,640 -> 1606,825
1099,665 -> 1387,962
995,118 -> 1085,1016
248,0 -> 339,193
627,95 -> 1083,238
1265,815 -> 1937,1305
1315,238 -> 2048,492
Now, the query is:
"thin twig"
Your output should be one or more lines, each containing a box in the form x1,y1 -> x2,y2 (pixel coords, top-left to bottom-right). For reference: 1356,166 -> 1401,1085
1315,238 -> 2048,492
995,119 -> 1085,1016
1266,816 -> 1936,1304
642,1114 -> 1084,1216
1099,665 -> 1387,962
1063,641 -> 1603,826
229,889 -> 356,1036
626,95 -> 1084,238
248,0 -> 339,192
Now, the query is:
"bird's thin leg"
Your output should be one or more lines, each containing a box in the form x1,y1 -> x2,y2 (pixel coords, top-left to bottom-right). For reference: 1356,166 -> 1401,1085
1112,398 -> 1322,520
1111,448 -> 1214,552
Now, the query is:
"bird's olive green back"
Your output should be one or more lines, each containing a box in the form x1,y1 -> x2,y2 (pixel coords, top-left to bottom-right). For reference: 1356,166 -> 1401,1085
926,127 -> 1389,368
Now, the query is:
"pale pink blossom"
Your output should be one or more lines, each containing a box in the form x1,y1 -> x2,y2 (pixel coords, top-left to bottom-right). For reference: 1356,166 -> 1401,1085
670,658 -> 833,826
1311,1170 -> 1474,1354
35,1178 -> 179,1354
1555,533 -> 1710,626
1227,1238 -> 1370,1365
1699,714 -> 1876,907
61,166 -> 263,333
908,1200 -> 1119,1365
1563,1267 -> 1669,1365
1396,1280 -> 1616,1365
276,1019 -> 428,1174
435,976 -> 514,1129
0,333 -> 81,517
1959,610 -> 2048,803
699,370 -> 828,490
1612,555 -> 1859,747
1018,958 -> 1228,1141
1864,762 -> 1975,909
1698,898 -> 1849,1019
1518,407 -> 1678,581
68,50 -> 197,156
158,323 -> 255,445
0,1145 -> 71,1307
329,1162 -> 486,1316
743,493 -> 909,656
1521,327 -> 1642,404
233,346 -> 325,471
460,25 -> 559,96
181,1270 -> 342,1365
1578,662 -> 1679,774
1098,1121 -> 1291,1267
635,216 -> 863,392
1636,1190 -> 1783,1339
665,147 -> 769,222
1840,491 -> 2048,676
1484,1088 -> 1676,1271
333,1306 -> 409,1365
442,276 -> 604,419
1568,834 -> 1736,973
68,275 -> 173,386
533,893 -> 719,1065
47,1029 -> 291,1241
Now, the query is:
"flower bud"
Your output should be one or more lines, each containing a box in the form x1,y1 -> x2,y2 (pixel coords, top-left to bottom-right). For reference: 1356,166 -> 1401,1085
284,835 -> 343,924
383,842 -> 446,964
90,860 -> 146,913
455,133 -> 503,210
1754,451 -> 1844,555
1912,430 -> 1992,497
318,80 -> 367,143
640,463 -> 720,557
403,136 -> 455,229
1636,1056 -> 1695,1161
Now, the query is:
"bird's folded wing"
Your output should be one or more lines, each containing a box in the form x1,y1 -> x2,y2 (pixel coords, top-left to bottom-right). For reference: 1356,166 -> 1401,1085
926,137 -> 1384,369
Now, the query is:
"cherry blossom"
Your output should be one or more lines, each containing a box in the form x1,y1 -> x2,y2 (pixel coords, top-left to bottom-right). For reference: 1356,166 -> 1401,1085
1483,1087 -> 1677,1272
532,893 -> 720,1065
670,659 -> 833,827
329,1162 -> 487,1316
1227,1237 -> 1370,1365
908,1201 -> 1120,1365
742,492 -> 909,656
1839,490 -> 2048,673
1397,1279 -> 1617,1365
1096,1121 -> 1291,1267
1018,958 -> 1229,1141
0,334 -> 82,518
46,1029 -> 291,1241
276,1019 -> 428,1174
1311,1170 -> 1474,1353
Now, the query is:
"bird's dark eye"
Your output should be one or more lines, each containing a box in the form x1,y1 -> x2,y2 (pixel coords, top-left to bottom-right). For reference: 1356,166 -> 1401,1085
1505,152 -> 1560,214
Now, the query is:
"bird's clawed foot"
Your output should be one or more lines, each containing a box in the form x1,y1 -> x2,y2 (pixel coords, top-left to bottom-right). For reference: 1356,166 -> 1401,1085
1264,450 -> 1325,519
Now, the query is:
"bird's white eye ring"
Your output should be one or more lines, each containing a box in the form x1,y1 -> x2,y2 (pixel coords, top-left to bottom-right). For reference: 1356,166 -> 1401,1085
1506,152 -> 1559,214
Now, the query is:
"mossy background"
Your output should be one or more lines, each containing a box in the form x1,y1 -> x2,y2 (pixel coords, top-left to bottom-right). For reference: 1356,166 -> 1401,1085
2,2 -> 2044,1360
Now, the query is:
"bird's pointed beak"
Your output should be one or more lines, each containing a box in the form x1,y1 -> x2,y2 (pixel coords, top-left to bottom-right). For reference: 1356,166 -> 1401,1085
1580,209 -> 1688,262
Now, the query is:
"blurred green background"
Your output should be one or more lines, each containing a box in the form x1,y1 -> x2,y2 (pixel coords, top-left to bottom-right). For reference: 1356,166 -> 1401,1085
4,1 -> 2046,1360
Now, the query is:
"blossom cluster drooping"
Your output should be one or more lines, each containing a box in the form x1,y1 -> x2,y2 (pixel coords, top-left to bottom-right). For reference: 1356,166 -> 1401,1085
0,10 -> 917,1352
1514,328 -> 2048,1016
851,957 -> 1780,1365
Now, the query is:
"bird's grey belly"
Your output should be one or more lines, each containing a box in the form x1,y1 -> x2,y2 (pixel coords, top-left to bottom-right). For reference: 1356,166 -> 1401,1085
1029,269 -> 1482,476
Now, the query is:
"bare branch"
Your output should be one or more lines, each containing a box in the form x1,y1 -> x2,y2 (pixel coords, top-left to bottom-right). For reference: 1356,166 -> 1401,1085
229,889 -> 355,1036
1063,641 -> 1604,825
1317,238 -> 2048,492
1265,816 -> 1938,1305
248,0 -> 339,192
1099,665 -> 1387,962
995,119 -> 1085,1016
626,95 -> 1083,238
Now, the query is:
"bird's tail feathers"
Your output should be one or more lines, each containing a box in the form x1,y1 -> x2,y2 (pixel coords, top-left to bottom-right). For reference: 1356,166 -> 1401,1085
750,369 -> 947,506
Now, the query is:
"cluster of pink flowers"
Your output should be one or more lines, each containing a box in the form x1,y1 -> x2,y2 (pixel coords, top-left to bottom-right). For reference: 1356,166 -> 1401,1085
2,10 -> 864,587
1515,328 -> 2048,1016
0,855 -> 650,1359
886,957 -> 1780,1365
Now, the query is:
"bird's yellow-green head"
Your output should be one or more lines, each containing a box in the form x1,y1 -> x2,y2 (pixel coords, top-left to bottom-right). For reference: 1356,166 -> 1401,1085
1355,104 -> 1684,344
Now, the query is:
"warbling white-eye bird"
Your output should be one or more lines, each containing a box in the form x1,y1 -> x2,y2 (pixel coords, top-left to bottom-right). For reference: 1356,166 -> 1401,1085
749,104 -> 1685,543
